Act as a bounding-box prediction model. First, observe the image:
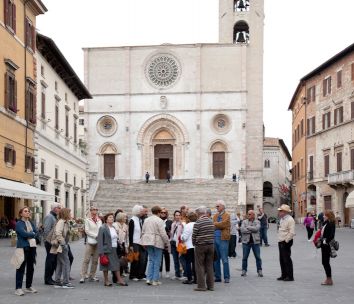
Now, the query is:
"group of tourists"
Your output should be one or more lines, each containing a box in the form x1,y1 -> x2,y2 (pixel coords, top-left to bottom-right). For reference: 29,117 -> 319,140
12,200 -> 338,296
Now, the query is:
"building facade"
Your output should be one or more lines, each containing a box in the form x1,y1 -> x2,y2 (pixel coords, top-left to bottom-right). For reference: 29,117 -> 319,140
84,0 -> 264,209
289,43 -> 354,225
35,34 -> 91,221
263,137 -> 291,218
0,0 -> 47,220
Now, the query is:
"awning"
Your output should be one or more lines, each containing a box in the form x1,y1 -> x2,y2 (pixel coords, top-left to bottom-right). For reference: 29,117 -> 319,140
0,178 -> 55,201
345,191 -> 354,208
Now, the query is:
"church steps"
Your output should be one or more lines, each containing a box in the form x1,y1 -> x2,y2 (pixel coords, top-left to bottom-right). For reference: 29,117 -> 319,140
93,179 -> 238,215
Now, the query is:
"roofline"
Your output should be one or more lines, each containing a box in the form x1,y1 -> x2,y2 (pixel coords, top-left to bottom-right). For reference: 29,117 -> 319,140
37,33 -> 92,100
288,81 -> 303,110
279,139 -> 292,161
300,42 -> 354,81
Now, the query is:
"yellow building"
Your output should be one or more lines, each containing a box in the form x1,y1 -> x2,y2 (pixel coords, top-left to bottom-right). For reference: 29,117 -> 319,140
0,0 -> 49,223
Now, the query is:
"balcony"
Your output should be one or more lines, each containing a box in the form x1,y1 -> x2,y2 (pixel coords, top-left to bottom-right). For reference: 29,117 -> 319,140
328,170 -> 354,186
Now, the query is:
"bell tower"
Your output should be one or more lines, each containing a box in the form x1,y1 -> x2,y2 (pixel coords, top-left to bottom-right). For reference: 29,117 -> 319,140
219,0 -> 265,209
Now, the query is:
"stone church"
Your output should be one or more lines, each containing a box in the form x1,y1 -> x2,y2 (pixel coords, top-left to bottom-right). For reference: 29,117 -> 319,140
84,0 -> 264,211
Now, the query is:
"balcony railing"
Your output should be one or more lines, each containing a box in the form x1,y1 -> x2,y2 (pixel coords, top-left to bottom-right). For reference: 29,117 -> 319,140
328,170 -> 354,185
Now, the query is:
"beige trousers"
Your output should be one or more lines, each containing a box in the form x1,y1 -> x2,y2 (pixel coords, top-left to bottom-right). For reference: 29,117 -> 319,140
81,243 -> 99,279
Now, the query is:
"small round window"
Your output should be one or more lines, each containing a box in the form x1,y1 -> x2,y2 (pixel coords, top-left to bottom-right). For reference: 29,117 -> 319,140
212,114 -> 231,134
97,116 -> 117,137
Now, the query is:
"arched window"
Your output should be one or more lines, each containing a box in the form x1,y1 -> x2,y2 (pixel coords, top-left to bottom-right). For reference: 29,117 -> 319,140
234,0 -> 250,12
233,21 -> 249,44
264,159 -> 270,168
263,181 -> 273,197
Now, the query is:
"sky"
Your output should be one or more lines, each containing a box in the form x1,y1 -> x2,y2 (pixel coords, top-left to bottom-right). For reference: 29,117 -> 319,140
36,0 -> 354,151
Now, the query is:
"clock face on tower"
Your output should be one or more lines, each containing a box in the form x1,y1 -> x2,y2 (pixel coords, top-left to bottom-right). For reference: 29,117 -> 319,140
145,53 -> 181,89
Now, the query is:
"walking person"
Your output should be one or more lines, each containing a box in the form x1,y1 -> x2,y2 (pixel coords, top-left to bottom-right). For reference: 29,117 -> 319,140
97,213 -> 128,287
43,202 -> 61,285
145,172 -> 150,183
14,207 -> 38,296
52,208 -> 75,289
277,204 -> 295,282
257,208 -> 269,246
166,170 -> 171,183
159,208 -> 172,278
140,206 -> 170,286
170,210 -> 184,280
80,206 -> 102,283
192,206 -> 215,291
303,212 -> 315,241
228,212 -> 239,258
320,210 -> 336,286
240,210 -> 263,277
181,212 -> 197,284
213,200 -> 231,283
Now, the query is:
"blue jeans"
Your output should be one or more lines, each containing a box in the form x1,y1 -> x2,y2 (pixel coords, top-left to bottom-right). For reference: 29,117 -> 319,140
213,236 -> 230,280
242,243 -> 262,272
260,227 -> 268,245
171,244 -> 181,277
146,246 -> 163,281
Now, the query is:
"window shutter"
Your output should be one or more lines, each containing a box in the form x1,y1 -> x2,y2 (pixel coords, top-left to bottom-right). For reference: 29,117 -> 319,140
328,77 -> 331,94
309,156 -> 313,175
307,88 -> 311,103
337,70 -> 342,88
12,149 -> 16,165
14,79 -> 17,112
339,107 -> 343,123
327,112 -> 331,127
351,149 -> 354,170
31,157 -> 35,172
12,3 -> 16,33
306,119 -> 310,136
4,73 -> 9,109
322,114 -> 325,130
4,147 -> 9,163
324,155 -> 329,177
334,108 -> 337,126
312,116 -> 315,134
323,79 -> 327,96
312,86 -> 316,102
31,24 -> 35,50
41,92 -> 46,118
337,152 -> 342,172
32,90 -> 37,124
352,102 -> 354,119
4,0 -> 9,26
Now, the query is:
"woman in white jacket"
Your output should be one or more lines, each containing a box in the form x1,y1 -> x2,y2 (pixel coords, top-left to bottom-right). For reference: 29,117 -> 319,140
181,212 -> 197,284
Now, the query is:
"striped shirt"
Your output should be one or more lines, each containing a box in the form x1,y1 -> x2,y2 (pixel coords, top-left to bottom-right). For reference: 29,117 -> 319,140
192,216 -> 215,246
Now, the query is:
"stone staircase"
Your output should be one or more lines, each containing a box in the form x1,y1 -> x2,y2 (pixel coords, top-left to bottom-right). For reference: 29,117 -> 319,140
92,179 -> 239,215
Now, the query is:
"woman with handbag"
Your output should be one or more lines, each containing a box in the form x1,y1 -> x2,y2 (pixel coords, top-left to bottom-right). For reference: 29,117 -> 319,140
181,212 -> 197,284
170,210 -> 184,280
97,213 -> 128,287
303,212 -> 315,241
320,210 -> 336,286
14,207 -> 38,296
112,212 -> 129,281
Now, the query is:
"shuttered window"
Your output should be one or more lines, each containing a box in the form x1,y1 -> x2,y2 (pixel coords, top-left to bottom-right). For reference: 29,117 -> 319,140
25,155 -> 35,172
4,145 -> 16,166
351,102 -> 354,119
311,116 -> 316,134
41,90 -> 46,119
336,152 -> 342,172
55,104 -> 59,130
4,70 -> 17,112
337,70 -> 342,88
4,0 -> 16,33
25,81 -> 36,124
324,154 -> 330,177
351,149 -> 354,170
323,77 -> 331,96
25,18 -> 35,51
309,156 -> 314,180
352,63 -> 354,81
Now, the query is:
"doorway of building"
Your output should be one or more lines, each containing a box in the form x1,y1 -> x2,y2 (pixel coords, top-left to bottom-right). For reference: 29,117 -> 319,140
154,144 -> 173,180
213,152 -> 225,178
104,154 -> 115,179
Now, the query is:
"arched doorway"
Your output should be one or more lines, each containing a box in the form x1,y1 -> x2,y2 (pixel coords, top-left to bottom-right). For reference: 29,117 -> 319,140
137,114 -> 189,179
307,184 -> 317,211
343,192 -> 349,227
263,181 -> 273,197
99,143 -> 119,180
210,141 -> 227,178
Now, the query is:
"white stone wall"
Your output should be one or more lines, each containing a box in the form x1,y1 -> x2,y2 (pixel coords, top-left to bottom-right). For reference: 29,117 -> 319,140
35,52 -> 88,220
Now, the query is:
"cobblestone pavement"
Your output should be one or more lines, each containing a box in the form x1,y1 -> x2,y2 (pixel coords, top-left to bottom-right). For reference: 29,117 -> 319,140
0,224 -> 353,304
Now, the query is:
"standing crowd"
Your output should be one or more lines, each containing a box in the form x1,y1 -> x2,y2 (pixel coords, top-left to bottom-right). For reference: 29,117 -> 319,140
12,201 -> 339,296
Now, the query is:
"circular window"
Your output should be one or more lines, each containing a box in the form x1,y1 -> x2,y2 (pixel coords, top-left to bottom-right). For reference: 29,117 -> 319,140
212,114 -> 231,134
97,116 -> 117,137
145,53 -> 180,89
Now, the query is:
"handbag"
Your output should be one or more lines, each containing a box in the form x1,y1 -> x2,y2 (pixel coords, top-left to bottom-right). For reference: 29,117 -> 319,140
329,239 -> 339,251
100,254 -> 109,266
177,242 -> 187,255
313,229 -> 322,248
127,250 -> 140,263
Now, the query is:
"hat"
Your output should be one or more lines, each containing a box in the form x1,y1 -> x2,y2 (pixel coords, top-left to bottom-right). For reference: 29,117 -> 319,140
277,204 -> 292,213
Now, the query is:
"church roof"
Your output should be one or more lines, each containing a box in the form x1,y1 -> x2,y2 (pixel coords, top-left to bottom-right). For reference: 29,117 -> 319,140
264,137 -> 292,161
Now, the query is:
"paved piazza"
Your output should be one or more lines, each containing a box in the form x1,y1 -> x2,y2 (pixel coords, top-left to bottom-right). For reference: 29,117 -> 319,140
1,225 -> 353,304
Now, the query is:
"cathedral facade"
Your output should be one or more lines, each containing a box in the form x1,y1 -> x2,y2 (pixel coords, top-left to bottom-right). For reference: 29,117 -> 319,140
84,0 -> 264,207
